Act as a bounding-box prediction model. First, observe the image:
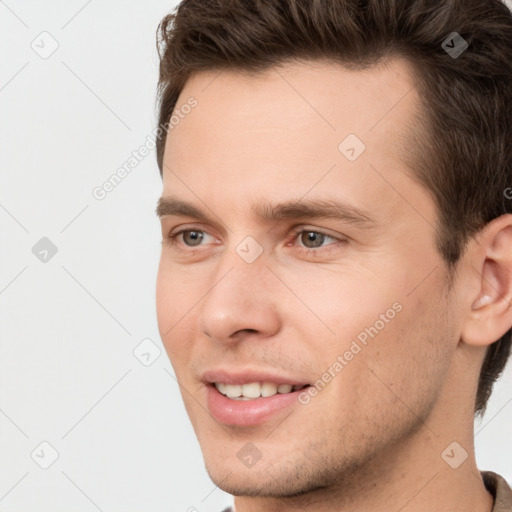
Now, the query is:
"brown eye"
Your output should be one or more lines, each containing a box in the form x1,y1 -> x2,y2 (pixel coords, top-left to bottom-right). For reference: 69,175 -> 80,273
300,231 -> 327,248
181,230 -> 205,246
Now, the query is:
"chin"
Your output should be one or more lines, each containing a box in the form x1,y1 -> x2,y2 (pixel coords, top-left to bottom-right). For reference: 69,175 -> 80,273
209,473 -> 330,499
203,455 -> 332,499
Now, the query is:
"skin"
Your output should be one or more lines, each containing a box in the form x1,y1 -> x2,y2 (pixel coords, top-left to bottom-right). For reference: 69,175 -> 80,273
156,57 -> 512,512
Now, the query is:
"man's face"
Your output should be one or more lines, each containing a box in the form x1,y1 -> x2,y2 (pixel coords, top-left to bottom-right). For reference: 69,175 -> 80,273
156,58 -> 461,496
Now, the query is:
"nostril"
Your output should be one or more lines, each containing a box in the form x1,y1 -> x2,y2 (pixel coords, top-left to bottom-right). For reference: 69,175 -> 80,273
234,328 -> 258,336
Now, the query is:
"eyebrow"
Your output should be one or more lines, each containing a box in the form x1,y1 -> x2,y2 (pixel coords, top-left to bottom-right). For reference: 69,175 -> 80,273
156,195 -> 378,229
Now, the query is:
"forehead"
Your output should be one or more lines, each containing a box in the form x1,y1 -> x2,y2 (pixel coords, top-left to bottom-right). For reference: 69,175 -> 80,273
161,57 -> 427,224
170,56 -> 418,134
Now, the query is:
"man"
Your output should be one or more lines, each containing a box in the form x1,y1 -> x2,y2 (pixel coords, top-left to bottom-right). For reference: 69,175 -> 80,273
154,0 -> 512,510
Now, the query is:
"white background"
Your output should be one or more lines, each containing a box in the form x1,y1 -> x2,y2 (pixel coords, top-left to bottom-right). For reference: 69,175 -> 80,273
0,1 -> 511,510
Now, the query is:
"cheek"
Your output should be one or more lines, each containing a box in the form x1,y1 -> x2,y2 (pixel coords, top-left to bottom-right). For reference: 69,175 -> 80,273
155,260 -> 174,335
156,256 -> 198,321
300,265 -> 452,406
155,259 -> 191,362
278,263 -> 402,350
341,287 -> 453,421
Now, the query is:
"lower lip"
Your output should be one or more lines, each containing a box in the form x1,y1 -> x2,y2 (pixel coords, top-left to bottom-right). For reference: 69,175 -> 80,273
205,384 -> 308,426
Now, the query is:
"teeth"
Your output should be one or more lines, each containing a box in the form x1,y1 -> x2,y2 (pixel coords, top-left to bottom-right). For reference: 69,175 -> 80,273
225,384 -> 242,398
261,382 -> 278,397
214,382 -> 305,399
242,382 -> 261,398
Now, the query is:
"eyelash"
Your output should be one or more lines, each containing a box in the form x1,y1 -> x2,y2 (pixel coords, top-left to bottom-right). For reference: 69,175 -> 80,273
163,226 -> 347,255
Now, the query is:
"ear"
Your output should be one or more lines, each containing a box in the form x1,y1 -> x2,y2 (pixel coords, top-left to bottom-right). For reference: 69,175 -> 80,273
461,214 -> 512,347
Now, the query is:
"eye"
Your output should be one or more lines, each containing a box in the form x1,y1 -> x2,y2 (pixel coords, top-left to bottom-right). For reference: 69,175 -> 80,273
290,228 -> 346,253
164,227 -> 216,249
163,226 -> 346,255
298,231 -> 332,248
178,229 -> 205,247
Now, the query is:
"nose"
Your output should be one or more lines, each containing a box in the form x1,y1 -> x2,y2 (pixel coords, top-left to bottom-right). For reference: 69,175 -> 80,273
198,253 -> 282,346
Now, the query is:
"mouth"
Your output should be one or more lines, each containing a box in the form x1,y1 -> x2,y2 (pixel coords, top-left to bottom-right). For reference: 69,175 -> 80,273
203,373 -> 312,426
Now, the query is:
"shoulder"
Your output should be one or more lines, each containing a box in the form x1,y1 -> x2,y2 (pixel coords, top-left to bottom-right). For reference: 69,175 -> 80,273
482,470 -> 512,511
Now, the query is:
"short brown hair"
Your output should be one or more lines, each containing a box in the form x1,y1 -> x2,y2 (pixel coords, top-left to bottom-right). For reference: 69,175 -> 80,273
155,0 -> 512,417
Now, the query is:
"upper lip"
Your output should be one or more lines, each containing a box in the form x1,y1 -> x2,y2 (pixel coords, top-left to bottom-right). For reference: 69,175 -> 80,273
201,368 -> 310,386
